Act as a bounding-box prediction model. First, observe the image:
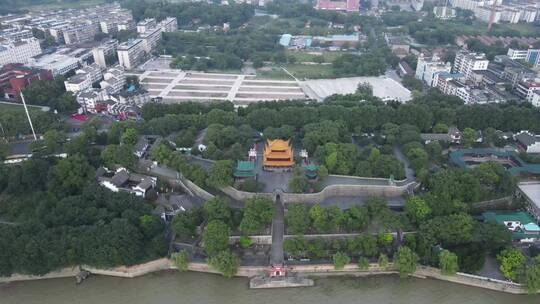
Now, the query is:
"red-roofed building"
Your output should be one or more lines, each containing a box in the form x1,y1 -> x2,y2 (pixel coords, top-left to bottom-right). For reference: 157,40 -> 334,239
315,0 -> 360,12
0,63 -> 54,101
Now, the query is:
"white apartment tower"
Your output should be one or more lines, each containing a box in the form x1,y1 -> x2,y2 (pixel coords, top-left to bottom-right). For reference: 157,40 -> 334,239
92,39 -> 119,68
415,54 -> 452,87
136,18 -> 157,34
453,51 -> 489,81
0,38 -> 42,66
117,39 -> 145,69
159,17 -> 178,32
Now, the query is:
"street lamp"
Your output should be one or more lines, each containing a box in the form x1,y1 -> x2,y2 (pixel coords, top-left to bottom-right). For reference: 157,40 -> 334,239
20,92 -> 37,141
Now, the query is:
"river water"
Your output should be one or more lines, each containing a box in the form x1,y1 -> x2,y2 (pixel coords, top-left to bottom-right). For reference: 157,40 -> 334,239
1,272 -> 539,304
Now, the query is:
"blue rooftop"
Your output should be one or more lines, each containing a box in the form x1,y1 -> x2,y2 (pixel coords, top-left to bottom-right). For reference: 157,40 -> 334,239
279,34 -> 292,47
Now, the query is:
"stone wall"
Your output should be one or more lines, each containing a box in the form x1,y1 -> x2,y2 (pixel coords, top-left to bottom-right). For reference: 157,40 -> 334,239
180,176 -> 215,200
221,182 -> 415,204
0,260 -> 529,294
0,266 -> 81,283
229,232 -> 413,245
82,259 -> 173,278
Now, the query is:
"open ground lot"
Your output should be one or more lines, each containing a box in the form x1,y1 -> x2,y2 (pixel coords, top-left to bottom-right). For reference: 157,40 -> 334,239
135,68 -> 412,105
301,76 -> 412,102
137,70 -> 307,105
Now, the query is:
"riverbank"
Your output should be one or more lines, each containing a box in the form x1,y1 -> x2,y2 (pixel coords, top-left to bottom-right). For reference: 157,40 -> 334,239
0,259 -> 529,294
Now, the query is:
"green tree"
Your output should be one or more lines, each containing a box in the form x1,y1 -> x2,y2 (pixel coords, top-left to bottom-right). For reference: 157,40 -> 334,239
239,236 -> 252,249
432,123 -> 449,133
42,130 -> 64,153
0,141 -> 9,160
404,197 -> 431,225
406,147 -> 429,171
439,250 -> 459,275
48,154 -> 94,197
358,256 -> 370,270
202,220 -> 230,256
285,204 -> 311,234
121,128 -> 138,145
100,144 -> 137,169
525,256 -> 540,294
206,160 -> 233,188
333,251 -> 350,270
462,128 -> 476,148
395,246 -> 418,278
497,248 -> 525,281
309,204 -> 343,233
351,235 -> 378,257
288,175 -> 310,193
239,197 -> 274,234
204,197 -> 232,223
173,250 -> 189,271
151,143 -> 173,164
378,254 -> 389,269
208,250 -> 239,278
171,208 -> 203,242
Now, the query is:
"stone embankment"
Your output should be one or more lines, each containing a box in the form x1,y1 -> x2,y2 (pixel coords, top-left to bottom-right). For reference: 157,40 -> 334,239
0,260 -> 529,294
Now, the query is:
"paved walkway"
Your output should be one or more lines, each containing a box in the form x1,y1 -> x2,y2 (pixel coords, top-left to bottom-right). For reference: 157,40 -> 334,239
393,145 -> 415,182
270,195 -> 284,266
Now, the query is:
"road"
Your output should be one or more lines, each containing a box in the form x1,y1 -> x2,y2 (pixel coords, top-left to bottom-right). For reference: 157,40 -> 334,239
270,195 -> 284,266
393,145 -> 415,182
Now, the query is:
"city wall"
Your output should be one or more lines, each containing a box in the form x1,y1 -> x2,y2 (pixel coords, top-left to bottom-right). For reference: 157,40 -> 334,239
221,182 -> 415,204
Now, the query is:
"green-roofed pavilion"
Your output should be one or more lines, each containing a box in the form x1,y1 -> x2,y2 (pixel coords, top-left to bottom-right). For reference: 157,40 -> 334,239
234,161 -> 256,178
304,164 -> 319,179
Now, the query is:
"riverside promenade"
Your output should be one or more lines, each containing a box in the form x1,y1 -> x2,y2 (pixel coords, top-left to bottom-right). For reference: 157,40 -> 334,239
0,259 -> 528,295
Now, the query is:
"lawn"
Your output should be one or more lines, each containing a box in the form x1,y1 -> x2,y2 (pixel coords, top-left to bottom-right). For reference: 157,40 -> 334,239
255,67 -> 294,80
256,64 -> 334,80
285,50 -> 345,63
282,64 -> 334,80
0,102 -> 44,115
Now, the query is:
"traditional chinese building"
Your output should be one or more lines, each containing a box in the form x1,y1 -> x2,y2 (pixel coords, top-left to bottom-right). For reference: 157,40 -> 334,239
233,161 -> 256,179
263,139 -> 294,170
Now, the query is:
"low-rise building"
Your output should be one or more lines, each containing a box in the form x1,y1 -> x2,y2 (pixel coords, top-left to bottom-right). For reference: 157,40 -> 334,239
482,211 -> 540,243
420,126 -> 462,144
433,6 -> 456,19
28,53 -> 81,76
100,65 -> 126,95
384,33 -> 410,58
75,88 -> 108,113
516,78 -> 540,103
532,90 -> 540,107
97,167 -> 156,198
515,131 -> 540,154
116,88 -> 151,107
64,63 -> 102,93
415,54 -> 452,87
0,63 -> 54,101
314,0 -> 360,12
517,182 -> 540,222
397,61 -> 414,77
0,38 -> 42,67
63,23 -> 98,45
